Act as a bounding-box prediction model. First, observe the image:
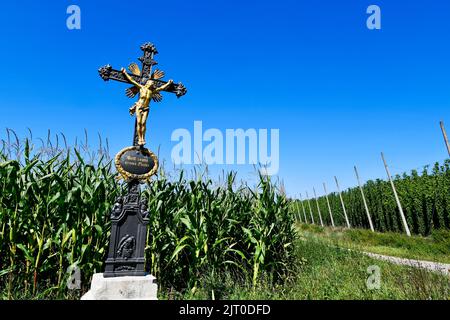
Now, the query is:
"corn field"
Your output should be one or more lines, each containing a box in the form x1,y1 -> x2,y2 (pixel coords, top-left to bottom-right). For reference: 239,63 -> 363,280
0,131 -> 296,298
295,161 -> 450,236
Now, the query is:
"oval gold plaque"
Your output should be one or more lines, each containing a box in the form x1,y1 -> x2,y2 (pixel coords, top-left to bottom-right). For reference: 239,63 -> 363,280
115,146 -> 159,181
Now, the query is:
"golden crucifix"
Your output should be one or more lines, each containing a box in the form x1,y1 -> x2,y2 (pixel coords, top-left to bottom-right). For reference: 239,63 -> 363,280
121,66 -> 173,146
98,43 -> 187,147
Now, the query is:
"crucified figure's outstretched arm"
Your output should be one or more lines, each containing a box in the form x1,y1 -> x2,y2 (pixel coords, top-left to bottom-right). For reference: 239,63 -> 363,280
121,68 -> 141,87
155,79 -> 174,92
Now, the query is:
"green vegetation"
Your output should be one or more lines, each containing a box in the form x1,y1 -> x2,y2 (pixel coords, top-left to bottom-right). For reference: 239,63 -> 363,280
298,223 -> 450,264
144,169 -> 296,292
293,161 -> 450,236
1,131 -> 448,300
0,133 -> 118,298
118,235 -> 450,300
0,132 -> 295,299
4,230 -> 449,300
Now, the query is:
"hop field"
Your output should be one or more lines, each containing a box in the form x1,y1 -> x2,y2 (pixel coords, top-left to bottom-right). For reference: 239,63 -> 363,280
294,162 -> 450,236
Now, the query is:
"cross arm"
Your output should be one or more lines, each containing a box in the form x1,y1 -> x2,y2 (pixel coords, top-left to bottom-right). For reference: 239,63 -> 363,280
98,65 -> 139,84
98,64 -> 187,98
154,79 -> 187,98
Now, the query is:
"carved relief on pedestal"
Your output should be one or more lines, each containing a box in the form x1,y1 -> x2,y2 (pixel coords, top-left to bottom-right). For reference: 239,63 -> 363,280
116,234 -> 136,260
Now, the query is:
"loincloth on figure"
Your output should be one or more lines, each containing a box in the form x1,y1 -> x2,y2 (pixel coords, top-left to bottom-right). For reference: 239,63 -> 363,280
129,102 -> 150,115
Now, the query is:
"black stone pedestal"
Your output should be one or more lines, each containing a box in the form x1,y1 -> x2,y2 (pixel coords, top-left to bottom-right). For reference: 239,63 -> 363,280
104,180 -> 149,278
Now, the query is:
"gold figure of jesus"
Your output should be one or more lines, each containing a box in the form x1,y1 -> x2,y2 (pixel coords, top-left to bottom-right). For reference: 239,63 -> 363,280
121,67 -> 173,146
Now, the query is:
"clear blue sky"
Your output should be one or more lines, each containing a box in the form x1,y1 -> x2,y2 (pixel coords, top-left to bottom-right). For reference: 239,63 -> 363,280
0,0 -> 449,197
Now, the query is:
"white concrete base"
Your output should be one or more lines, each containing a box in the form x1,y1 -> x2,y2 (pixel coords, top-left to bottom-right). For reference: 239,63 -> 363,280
81,273 -> 158,300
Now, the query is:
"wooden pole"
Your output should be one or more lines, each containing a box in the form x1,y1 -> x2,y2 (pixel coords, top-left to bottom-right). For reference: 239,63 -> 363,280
381,152 -> 411,236
334,176 -> 351,228
313,187 -> 324,226
354,165 -> 375,232
440,121 -> 450,157
299,193 -> 308,223
323,182 -> 335,227
295,200 -> 302,223
305,191 -> 315,224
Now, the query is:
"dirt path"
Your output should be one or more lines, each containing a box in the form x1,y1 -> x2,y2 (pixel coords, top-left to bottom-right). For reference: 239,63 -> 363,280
361,251 -> 450,276
302,231 -> 450,276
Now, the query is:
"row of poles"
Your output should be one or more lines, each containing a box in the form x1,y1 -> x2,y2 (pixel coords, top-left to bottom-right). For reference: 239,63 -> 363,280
295,121 -> 450,237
